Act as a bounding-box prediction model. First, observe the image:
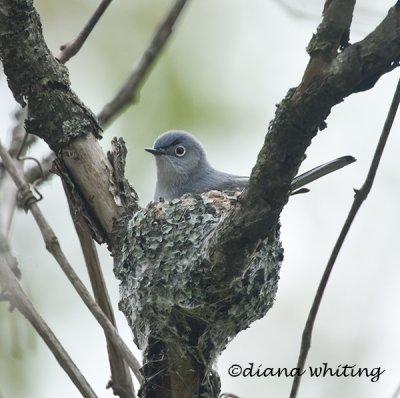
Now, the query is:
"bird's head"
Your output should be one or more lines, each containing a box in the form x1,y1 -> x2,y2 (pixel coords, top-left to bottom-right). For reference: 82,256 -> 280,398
145,130 -> 208,180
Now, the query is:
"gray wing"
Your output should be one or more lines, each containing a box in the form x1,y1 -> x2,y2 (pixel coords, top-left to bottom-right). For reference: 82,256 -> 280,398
187,156 -> 355,197
290,156 -> 356,191
215,175 -> 249,192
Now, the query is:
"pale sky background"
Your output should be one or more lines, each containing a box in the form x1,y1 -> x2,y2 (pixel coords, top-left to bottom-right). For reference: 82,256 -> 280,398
1,1 -> 400,398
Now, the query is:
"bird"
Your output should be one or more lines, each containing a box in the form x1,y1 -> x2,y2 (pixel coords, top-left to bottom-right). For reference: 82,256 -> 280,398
145,130 -> 355,201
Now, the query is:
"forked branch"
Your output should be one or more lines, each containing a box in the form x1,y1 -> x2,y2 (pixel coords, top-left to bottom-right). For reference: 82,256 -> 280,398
290,75 -> 400,398
97,0 -> 189,126
0,255 -> 98,398
0,139 -> 143,385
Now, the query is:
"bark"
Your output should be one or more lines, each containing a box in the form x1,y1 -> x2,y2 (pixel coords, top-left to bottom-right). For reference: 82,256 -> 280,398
0,2 -> 136,240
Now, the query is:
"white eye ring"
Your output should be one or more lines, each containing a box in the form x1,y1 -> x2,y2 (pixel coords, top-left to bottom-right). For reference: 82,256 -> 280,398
175,145 -> 186,157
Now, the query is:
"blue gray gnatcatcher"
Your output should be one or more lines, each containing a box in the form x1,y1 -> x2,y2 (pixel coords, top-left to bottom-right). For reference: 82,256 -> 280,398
145,130 -> 356,201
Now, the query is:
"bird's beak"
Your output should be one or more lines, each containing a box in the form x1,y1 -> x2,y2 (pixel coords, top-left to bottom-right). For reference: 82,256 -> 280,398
145,147 -> 165,156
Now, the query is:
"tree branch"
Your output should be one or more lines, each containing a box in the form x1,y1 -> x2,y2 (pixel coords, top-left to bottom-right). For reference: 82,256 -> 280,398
0,255 -> 98,398
2,2 -> 400,396
307,0 -> 355,57
27,0 -> 189,187
21,0 -> 113,192
24,151 -> 56,185
0,2 -> 133,239
300,0 -> 356,90
70,209 -> 136,398
289,74 -> 400,398
97,0 -> 189,126
16,0 -> 189,189
0,139 -> 143,385
206,2 -> 400,281
58,0 -> 113,64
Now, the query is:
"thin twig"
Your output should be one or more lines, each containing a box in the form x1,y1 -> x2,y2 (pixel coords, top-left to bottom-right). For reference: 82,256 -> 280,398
97,0 -> 189,127
23,0 -> 189,185
289,75 -> 400,398
58,0 -> 113,64
0,255 -> 98,398
0,138 -> 143,384
71,212 -> 136,398
24,151 -> 56,185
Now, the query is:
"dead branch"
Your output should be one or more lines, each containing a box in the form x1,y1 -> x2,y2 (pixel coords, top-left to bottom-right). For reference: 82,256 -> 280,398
0,255 -> 98,398
58,0 -> 113,64
0,139 -> 143,385
97,0 -> 189,126
70,206 -> 136,398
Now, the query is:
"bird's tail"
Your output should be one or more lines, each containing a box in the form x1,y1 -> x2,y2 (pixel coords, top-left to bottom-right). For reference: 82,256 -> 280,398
290,156 -> 356,191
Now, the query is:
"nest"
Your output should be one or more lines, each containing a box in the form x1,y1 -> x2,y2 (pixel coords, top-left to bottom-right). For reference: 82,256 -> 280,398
113,191 -> 283,370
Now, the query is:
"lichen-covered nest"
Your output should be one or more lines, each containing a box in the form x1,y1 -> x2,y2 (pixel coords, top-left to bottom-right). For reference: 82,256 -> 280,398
113,191 -> 283,366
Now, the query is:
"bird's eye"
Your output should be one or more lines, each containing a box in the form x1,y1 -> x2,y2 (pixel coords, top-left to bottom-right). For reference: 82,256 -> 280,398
175,145 -> 186,157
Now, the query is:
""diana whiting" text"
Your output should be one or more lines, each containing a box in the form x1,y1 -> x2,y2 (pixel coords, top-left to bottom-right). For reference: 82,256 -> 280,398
228,362 -> 385,382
